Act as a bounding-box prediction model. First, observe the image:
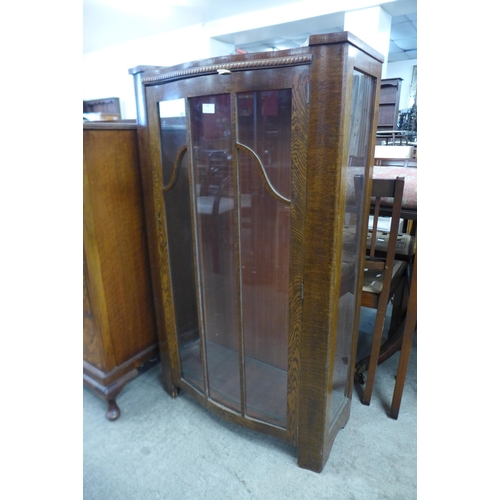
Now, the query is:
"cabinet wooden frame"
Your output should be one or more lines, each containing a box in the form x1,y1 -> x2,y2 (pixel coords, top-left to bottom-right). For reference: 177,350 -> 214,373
130,32 -> 382,472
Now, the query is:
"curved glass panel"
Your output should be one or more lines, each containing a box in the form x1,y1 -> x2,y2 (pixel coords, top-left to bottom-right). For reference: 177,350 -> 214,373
237,90 -> 292,428
191,94 -> 241,412
237,90 -> 291,200
330,71 -> 375,426
159,98 -> 204,393
160,89 -> 293,425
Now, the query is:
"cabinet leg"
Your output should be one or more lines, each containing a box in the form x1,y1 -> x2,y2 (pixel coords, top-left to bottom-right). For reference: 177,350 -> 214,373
83,368 -> 138,420
106,399 -> 121,421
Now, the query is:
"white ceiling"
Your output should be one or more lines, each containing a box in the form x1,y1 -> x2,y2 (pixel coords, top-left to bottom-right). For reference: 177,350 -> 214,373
83,0 -> 416,62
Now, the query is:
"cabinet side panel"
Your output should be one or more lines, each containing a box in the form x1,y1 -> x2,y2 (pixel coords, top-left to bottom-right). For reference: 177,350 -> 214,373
329,69 -> 376,426
237,89 -> 292,427
83,129 -> 157,367
298,43 -> 348,472
83,260 -> 105,369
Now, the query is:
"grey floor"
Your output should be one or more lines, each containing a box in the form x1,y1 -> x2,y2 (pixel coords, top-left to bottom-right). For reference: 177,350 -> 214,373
83,309 -> 416,500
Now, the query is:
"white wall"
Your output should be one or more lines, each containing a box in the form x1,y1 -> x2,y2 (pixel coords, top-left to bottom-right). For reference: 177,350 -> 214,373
83,24 -> 235,119
83,25 -> 416,120
385,59 -> 417,111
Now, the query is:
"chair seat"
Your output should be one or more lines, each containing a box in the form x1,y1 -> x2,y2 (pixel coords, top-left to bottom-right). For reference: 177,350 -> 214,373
361,260 -> 407,308
366,229 -> 415,258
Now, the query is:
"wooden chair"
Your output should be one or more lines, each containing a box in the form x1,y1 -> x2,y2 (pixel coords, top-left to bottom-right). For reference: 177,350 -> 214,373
390,251 -> 417,419
355,176 -> 411,406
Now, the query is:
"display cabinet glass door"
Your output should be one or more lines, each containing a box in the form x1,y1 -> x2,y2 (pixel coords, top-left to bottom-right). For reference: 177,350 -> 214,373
156,74 -> 301,431
328,69 -> 376,428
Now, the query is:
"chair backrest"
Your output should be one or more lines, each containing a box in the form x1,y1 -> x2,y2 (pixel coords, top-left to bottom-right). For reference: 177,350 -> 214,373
355,176 -> 405,276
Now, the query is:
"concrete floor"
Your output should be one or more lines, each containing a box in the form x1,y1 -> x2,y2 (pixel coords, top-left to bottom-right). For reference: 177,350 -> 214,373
83,309 -> 416,499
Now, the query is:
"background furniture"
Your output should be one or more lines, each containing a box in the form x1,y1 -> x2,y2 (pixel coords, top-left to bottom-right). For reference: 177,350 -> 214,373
130,31 -> 383,472
83,121 -> 158,420
83,97 -> 122,120
355,166 -> 417,417
397,103 -> 417,143
356,177 -> 410,406
377,78 -> 403,133
376,130 -> 409,146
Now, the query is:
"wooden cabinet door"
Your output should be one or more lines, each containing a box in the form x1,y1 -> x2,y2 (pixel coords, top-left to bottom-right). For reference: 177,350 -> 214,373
143,63 -> 309,441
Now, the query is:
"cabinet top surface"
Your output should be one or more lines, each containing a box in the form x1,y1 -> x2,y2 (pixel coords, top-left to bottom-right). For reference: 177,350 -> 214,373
129,31 -> 383,80
83,121 -> 137,130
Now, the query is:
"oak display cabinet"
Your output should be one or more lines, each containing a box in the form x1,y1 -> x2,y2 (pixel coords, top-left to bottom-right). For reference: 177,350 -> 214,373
130,32 -> 382,472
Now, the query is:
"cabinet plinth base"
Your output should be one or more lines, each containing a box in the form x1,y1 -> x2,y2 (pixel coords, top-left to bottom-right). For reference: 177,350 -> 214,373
83,369 -> 138,420
83,345 -> 159,420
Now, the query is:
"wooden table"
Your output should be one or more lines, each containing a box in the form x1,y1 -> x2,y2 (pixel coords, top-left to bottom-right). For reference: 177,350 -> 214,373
376,130 -> 411,145
373,165 -> 417,212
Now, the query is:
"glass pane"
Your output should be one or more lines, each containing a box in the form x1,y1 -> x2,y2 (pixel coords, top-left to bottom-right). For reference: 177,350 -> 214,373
237,91 -> 291,200
330,71 -> 375,425
159,98 -> 204,392
191,94 -> 241,412
237,90 -> 291,428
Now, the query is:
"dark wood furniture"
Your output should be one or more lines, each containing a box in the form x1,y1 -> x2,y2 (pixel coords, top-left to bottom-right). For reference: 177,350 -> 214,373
83,97 -> 121,119
373,167 -> 417,223
377,78 -> 403,133
355,166 -> 417,418
376,130 -> 409,145
391,251 -> 417,418
130,31 -> 383,472
355,177 -> 411,406
83,121 -> 158,420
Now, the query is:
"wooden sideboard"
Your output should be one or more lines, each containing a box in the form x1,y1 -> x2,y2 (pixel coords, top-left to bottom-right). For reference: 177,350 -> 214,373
83,121 -> 158,419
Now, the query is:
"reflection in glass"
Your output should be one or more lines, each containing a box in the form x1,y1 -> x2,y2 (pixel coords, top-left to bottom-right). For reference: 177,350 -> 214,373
330,71 -> 375,426
159,98 -> 203,392
160,90 -> 293,426
237,90 -> 291,427
191,94 -> 241,412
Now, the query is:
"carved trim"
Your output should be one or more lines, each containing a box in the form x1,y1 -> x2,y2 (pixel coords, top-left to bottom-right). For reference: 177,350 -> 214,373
142,55 -> 313,84
163,145 -> 187,192
237,142 -> 291,205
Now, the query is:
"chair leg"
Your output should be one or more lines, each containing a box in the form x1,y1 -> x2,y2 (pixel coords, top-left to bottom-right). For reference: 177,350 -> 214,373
390,254 -> 417,419
389,278 -> 407,336
361,302 -> 389,406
